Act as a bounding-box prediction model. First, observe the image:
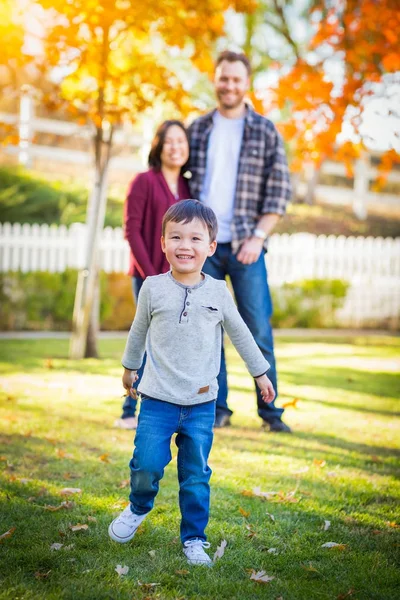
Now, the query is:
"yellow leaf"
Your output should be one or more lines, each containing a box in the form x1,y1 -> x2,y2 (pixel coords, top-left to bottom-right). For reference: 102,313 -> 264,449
239,507 -> 250,518
313,459 -> 326,468
281,398 -> 299,409
99,453 -> 110,463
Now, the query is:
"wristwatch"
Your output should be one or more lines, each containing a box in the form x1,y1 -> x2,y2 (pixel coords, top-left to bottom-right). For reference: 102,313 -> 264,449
253,228 -> 268,240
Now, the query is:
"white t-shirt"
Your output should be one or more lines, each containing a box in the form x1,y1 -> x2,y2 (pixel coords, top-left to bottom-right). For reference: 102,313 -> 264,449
200,111 -> 245,243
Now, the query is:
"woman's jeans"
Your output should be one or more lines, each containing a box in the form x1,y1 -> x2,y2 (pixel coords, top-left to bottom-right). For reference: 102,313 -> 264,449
121,275 -> 145,419
129,397 -> 215,543
202,243 -> 283,422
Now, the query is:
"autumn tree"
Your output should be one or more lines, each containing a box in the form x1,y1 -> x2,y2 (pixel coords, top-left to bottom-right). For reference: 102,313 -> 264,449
267,0 -> 400,195
0,0 -> 28,144
34,0 -> 256,359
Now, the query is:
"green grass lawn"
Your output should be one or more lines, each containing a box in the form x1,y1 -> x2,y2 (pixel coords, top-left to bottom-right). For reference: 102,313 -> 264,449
0,335 -> 399,600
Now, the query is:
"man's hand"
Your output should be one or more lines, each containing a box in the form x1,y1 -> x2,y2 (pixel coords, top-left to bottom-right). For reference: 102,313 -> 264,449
236,236 -> 264,265
122,369 -> 138,395
254,374 -> 275,404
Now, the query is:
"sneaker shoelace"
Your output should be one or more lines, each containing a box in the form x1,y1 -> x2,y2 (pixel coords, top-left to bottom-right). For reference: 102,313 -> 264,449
184,539 -> 211,556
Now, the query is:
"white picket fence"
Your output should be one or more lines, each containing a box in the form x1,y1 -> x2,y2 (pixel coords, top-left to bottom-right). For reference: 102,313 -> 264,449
1,222 -> 399,327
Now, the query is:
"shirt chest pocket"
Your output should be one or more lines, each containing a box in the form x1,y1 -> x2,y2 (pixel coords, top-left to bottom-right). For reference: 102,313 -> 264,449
243,141 -> 265,175
199,305 -> 222,328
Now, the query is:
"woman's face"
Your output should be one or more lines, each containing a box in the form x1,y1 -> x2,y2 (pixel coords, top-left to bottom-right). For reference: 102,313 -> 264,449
160,125 -> 189,170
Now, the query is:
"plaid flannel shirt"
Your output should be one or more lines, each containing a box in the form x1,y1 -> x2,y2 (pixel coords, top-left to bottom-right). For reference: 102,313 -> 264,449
188,106 -> 292,252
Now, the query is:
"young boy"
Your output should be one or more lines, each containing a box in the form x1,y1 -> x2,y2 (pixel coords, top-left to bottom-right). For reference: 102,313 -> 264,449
108,199 -> 275,566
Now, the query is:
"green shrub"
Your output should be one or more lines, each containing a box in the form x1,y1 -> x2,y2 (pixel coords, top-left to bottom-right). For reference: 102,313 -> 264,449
0,272 -> 349,331
0,270 -> 120,331
0,166 -> 124,227
271,279 -> 349,328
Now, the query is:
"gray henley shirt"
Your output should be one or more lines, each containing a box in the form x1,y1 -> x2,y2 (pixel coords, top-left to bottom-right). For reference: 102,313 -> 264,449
122,272 -> 270,406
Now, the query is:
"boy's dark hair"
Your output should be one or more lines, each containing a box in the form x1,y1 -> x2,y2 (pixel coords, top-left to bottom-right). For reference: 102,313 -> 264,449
148,120 -> 189,171
162,199 -> 218,242
215,50 -> 252,76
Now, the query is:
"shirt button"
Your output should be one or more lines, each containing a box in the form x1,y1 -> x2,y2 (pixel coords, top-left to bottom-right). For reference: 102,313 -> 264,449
186,301 -> 190,306
187,290 -> 191,294
183,311 -> 188,316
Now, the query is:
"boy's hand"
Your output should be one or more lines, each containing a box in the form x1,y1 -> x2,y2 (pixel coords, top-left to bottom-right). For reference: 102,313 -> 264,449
122,369 -> 138,396
254,374 -> 275,403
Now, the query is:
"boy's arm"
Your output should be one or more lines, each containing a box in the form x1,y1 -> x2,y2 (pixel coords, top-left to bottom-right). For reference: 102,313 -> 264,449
221,286 -> 275,403
121,279 -> 151,372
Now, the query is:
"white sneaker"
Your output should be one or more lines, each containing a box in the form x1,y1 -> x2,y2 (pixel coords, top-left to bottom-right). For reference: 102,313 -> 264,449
114,417 -> 138,430
108,505 -> 147,543
183,539 -> 213,566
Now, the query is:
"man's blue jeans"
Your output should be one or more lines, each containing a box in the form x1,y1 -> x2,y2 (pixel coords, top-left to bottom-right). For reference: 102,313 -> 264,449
121,275 -> 145,419
129,397 -> 215,543
202,243 -> 283,423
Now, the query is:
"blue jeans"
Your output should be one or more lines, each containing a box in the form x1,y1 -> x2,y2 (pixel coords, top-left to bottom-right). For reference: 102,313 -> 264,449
121,276 -> 145,419
202,243 -> 283,422
129,396 -> 215,543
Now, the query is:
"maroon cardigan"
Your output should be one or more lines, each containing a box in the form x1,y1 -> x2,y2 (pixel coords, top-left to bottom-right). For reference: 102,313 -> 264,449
124,169 -> 190,278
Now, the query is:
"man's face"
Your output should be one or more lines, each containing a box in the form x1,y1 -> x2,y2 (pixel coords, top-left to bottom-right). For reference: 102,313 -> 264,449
214,60 -> 250,110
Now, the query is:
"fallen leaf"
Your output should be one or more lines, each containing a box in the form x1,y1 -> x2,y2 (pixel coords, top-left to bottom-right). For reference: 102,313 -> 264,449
313,459 -> 326,468
64,544 -> 75,550
50,543 -> 63,551
337,589 -> 355,600
99,453 -> 110,463
323,520 -> 331,531
371,530 -> 382,535
321,542 -> 347,550
175,569 -> 189,575
115,564 -> 129,576
266,512 -> 275,522
138,581 -> 160,588
60,488 -> 81,496
148,550 -> 156,558
386,521 -> 399,529
0,527 -> 16,542
239,507 -> 250,518
253,487 -> 280,499
43,501 -> 74,511
118,480 -> 130,489
267,548 -> 278,554
69,524 -> 89,532
34,570 -> 51,579
370,455 -> 381,463
249,570 -> 275,584
87,516 -> 97,522
213,539 -> 227,561
45,358 -> 53,369
302,562 -> 320,573
18,478 -> 30,485
291,466 -> 309,475
281,398 -> 299,409
241,489 -> 255,497
245,524 -> 257,538
56,449 -> 73,459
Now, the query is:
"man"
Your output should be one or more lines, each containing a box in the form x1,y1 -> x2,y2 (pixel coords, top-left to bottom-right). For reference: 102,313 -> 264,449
188,50 -> 292,432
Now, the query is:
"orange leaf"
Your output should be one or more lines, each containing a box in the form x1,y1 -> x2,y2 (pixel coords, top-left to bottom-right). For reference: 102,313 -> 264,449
281,398 -> 299,409
239,507 -> 250,518
0,527 -> 16,542
99,453 -> 110,463
313,459 -> 326,468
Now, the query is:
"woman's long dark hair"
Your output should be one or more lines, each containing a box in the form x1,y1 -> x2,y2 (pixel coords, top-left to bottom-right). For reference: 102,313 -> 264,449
148,120 -> 189,173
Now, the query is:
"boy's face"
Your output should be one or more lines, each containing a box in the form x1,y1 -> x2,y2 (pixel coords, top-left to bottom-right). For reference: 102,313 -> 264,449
161,218 -> 217,277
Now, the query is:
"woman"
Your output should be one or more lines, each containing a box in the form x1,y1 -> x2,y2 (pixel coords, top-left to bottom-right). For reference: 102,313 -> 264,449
115,120 -> 190,429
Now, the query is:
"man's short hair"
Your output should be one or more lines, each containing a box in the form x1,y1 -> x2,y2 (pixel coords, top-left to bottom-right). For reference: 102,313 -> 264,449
162,199 -> 218,242
215,50 -> 252,76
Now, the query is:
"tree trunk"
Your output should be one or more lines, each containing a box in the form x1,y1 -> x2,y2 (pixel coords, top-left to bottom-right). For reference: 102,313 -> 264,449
69,125 -> 113,359
304,163 -> 321,205
84,273 -> 100,358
